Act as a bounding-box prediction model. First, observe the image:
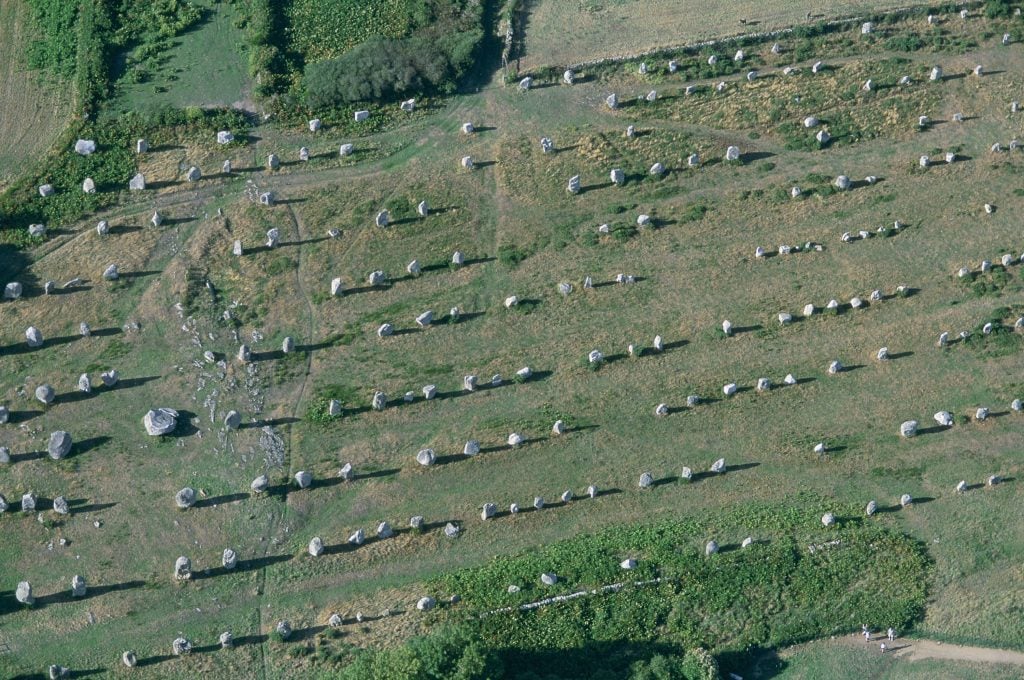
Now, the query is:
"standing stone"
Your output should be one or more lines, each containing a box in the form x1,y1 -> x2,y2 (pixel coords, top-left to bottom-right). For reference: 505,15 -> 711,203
308,537 -> 324,557
143,408 -> 178,436
417,200 -> 429,217
375,210 -> 390,227
821,513 -> 836,527
309,119 -> 322,132
48,431 -> 73,460
705,540 -> 719,556
250,475 -> 269,493
267,154 -> 280,170
101,370 -> 119,387
463,440 -> 480,456
452,250 -> 465,266
71,575 -> 86,597
481,503 -> 496,520
930,66 -> 943,81
21,492 -> 36,511
80,322 -> 91,337
416,449 -> 436,466
175,487 -> 196,509
461,156 -> 474,169
172,637 -> 192,655
26,326 -> 43,348
16,581 -> 34,605
299,147 -> 310,162
348,529 -> 364,545
294,471 -> 312,488
508,432 -> 524,447
900,493 -> 913,507
122,651 -> 137,668
223,548 -> 238,569
461,122 -> 475,134
725,146 -> 740,162
422,384 -> 437,399
266,228 -> 280,248
49,493 -> 67,516
174,556 -> 192,581
223,159 -> 232,174
220,631 -> 234,648
639,472 -> 653,488
102,264 -> 119,280
610,168 -> 624,185
900,420 -> 918,438
372,391 -> 387,410
567,175 -> 581,194
339,143 -> 355,157
36,384 -> 55,405
541,573 -> 558,585
866,500 -> 877,516
835,175 -> 851,190
238,345 -> 251,363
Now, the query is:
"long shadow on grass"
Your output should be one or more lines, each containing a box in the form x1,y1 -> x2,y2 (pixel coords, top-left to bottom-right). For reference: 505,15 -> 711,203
8,436 -> 111,464
874,497 -> 936,514
56,376 -> 161,404
33,580 -> 146,608
193,554 -> 294,580
0,328 -> 123,356
237,416 -> 301,430
192,493 -> 250,509
67,498 -> 118,514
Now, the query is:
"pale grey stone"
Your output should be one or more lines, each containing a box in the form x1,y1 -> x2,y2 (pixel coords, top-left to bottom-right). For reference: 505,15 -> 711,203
35,384 -> 55,404
639,472 -> 653,488
705,540 -> 719,556
48,431 -> 72,460
821,512 -> 835,526
175,487 -> 196,509
174,556 -> 192,581
222,548 -> 238,569
900,420 -> 918,437
26,326 -> 43,348
416,449 -> 436,466
143,408 -> 178,436
52,496 -> 69,515
372,391 -> 386,410
294,470 -> 312,488
102,264 -> 119,280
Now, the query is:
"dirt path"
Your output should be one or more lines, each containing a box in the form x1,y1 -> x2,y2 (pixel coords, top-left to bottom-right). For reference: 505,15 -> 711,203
891,639 -> 1024,666
835,633 -> 1024,667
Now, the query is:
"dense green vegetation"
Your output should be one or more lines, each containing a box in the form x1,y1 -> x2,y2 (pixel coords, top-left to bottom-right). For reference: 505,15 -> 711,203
327,502 -> 927,679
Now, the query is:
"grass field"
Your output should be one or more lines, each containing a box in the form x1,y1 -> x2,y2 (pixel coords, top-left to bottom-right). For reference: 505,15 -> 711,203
0,0 -> 75,191
520,0 -> 938,70
105,0 -> 251,116
1,5 -> 1024,679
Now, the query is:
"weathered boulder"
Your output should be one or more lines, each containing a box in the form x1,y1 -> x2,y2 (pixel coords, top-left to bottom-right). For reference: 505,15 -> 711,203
16,581 -> 34,605
143,408 -> 178,436
250,475 -> 269,493
174,556 -> 192,581
900,420 -> 919,438
35,385 -> 55,405
48,431 -> 72,460
175,487 -> 196,509
222,548 -> 238,569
